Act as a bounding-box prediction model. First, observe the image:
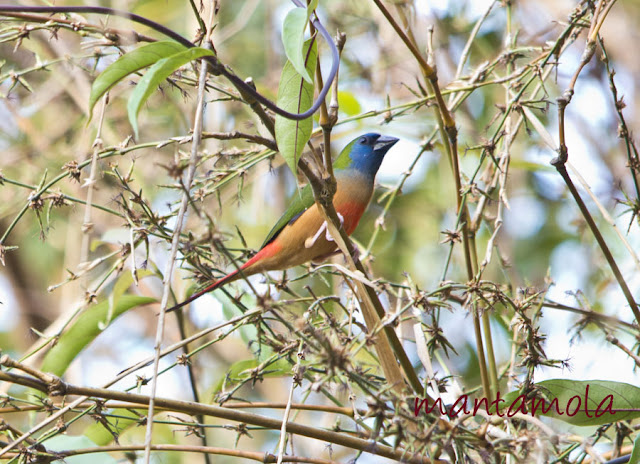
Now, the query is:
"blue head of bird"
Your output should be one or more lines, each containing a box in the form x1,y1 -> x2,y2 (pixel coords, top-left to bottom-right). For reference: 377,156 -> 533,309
334,133 -> 399,179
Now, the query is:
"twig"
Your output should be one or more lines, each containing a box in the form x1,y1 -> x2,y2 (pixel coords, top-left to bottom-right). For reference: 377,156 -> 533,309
0,401 -> 362,417
276,342 -> 303,464
605,334 -> 640,367
0,10 -> 156,43
566,161 -> 640,274
373,0 -> 493,399
79,95 -> 107,269
1,444 -> 334,464
412,308 -> 443,401
298,159 -> 424,398
542,300 -> 636,331
453,0 -> 497,80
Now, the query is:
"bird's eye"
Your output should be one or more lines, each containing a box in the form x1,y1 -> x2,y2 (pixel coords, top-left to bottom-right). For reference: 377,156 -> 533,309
359,137 -> 367,144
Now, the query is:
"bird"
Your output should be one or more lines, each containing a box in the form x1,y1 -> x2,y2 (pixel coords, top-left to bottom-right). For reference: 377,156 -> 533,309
167,133 -> 399,312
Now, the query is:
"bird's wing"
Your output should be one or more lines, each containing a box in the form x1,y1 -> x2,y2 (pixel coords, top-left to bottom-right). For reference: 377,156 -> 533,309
260,184 -> 316,248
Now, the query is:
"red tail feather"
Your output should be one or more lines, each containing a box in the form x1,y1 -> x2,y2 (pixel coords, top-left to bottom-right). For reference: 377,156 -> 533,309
165,269 -> 239,313
165,241 -> 278,313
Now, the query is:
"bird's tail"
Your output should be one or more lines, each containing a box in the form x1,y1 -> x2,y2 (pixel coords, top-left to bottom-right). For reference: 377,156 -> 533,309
165,243 -> 273,313
165,269 -> 240,313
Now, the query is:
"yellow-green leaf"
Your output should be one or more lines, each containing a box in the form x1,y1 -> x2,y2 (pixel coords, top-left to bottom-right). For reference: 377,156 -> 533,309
40,295 -> 156,377
88,41 -> 186,119
338,90 -> 362,116
127,47 -> 215,137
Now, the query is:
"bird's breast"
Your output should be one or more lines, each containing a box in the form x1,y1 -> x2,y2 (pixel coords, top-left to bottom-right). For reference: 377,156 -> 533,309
242,171 -> 375,274
334,171 -> 374,233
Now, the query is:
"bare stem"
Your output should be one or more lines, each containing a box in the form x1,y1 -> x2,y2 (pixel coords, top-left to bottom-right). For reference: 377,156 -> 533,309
142,50 -> 211,464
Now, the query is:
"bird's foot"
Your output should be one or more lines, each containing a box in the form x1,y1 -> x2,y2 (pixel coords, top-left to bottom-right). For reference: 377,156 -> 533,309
310,243 -> 360,265
304,213 -> 345,249
325,213 -> 345,242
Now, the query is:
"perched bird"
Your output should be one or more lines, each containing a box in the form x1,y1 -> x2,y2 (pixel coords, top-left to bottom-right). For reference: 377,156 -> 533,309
168,133 -> 398,312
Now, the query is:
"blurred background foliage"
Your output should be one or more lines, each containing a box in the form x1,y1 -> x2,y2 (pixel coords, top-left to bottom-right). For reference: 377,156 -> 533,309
1,0 -> 640,462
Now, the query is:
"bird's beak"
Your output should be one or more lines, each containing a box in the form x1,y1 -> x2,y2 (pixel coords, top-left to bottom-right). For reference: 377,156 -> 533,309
374,135 -> 399,152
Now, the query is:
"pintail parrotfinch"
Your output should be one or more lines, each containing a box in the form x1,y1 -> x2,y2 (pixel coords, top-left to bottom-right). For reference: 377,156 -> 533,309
168,133 -> 399,312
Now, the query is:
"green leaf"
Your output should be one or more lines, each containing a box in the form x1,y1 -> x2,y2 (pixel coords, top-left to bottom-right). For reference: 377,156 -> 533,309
40,295 -> 156,377
630,433 -> 640,464
103,269 -> 153,330
127,47 -> 216,137
503,379 -> 640,426
337,90 -> 362,116
88,41 -> 186,119
274,38 -> 317,174
281,7 -> 312,84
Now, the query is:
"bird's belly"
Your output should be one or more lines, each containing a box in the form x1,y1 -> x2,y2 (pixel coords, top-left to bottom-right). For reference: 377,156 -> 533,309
247,200 -> 366,273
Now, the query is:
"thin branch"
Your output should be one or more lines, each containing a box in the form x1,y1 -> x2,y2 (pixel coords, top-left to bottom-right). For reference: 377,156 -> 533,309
298,159 -> 425,398
550,155 -> 640,325
566,161 -> 640,274
605,334 -> 640,368
8,443 -> 341,464
142,45 -> 211,464
79,95 -> 107,269
0,368 -> 440,464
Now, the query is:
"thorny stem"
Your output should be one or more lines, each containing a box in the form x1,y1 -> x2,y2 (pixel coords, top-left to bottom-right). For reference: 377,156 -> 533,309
0,11 -> 156,43
599,38 -> 640,202
453,1 -> 497,81
459,4 -> 592,399
371,0 -> 454,130
0,366 -> 441,464
297,158 -> 424,398
373,0 -> 492,399
173,312 -> 213,464
4,445 -> 337,464
0,140 -> 163,245
564,1 -> 617,104
567,162 -> 640,274
301,17 -> 423,398
79,95 -> 107,270
550,154 -> 640,325
142,44 -> 211,464
310,14 -> 331,180
0,177 -> 120,216
0,401 -> 363,417
480,0 -> 519,401
550,6 -> 640,327
606,334 -> 640,367
276,341 -> 303,464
